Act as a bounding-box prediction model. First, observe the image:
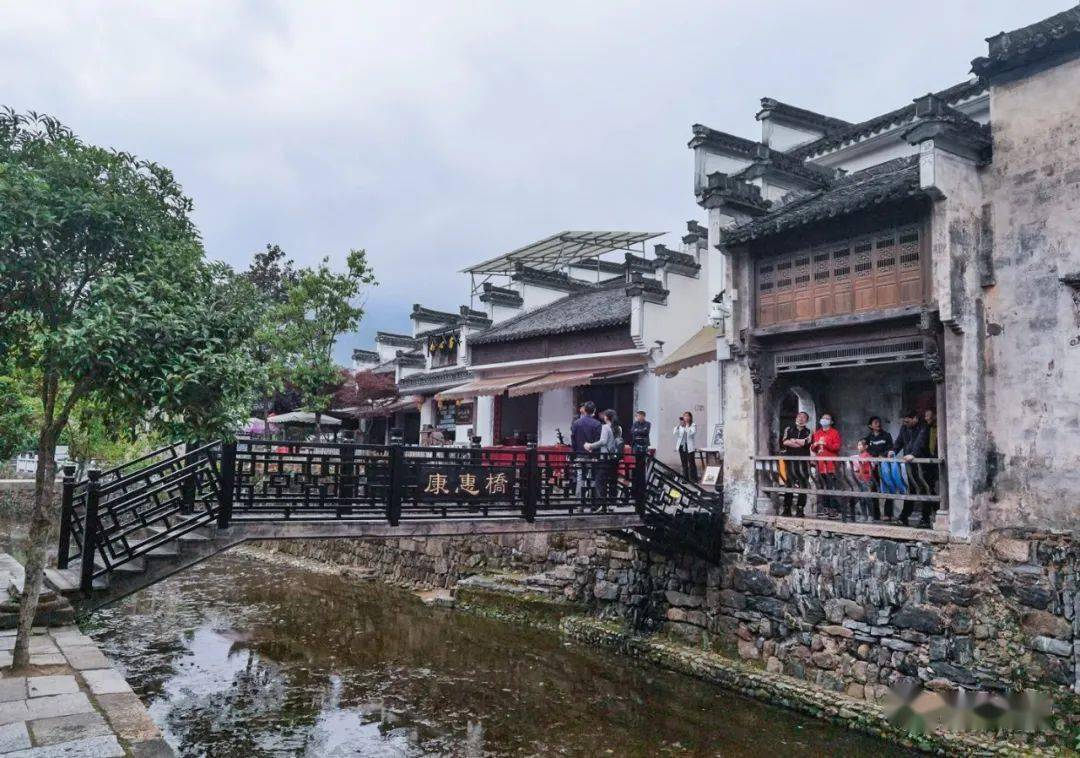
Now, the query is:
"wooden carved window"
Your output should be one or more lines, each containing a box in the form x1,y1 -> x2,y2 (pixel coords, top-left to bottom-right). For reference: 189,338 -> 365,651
754,224 -> 924,328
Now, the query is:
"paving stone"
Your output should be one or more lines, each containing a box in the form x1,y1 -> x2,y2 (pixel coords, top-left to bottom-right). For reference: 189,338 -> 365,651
27,676 -> 79,698
80,670 -> 132,697
129,737 -> 174,758
0,654 -> 13,669
0,721 -> 32,752
0,699 -> 31,726
96,694 -> 160,745
0,637 -> 15,651
28,711 -> 112,746
4,734 -> 124,757
24,693 -> 95,722
0,630 -> 15,638
0,678 -> 27,703
27,655 -> 66,667
60,648 -> 110,671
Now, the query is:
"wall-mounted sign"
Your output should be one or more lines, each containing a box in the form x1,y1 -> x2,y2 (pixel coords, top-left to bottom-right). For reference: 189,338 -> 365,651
454,403 -> 474,425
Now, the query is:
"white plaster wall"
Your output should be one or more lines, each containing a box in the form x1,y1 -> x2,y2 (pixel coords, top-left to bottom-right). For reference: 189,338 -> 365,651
763,120 -> 822,151
695,149 -> 753,194
419,398 -> 435,428
474,395 -> 495,446
520,283 -> 570,311
375,342 -> 400,363
488,303 -> 522,325
537,387 -> 575,446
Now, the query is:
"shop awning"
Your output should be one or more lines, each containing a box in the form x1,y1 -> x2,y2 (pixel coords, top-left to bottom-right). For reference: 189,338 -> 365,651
654,326 -> 720,377
435,372 -> 548,402
354,395 -> 424,419
267,411 -> 342,426
506,369 -> 598,397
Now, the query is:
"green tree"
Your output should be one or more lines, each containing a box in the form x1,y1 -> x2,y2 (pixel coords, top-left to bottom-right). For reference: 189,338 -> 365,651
272,250 -> 375,434
0,361 -> 38,462
0,110 -> 262,668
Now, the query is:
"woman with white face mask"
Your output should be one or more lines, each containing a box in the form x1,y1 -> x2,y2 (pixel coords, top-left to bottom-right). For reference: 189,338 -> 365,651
810,413 -> 843,519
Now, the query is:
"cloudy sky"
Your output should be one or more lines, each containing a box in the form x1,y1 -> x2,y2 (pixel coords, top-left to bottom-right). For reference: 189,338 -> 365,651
2,1 -> 1065,361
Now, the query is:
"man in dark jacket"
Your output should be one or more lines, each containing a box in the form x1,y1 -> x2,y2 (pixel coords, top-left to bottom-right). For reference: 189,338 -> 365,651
571,402 -> 602,497
892,410 -> 931,527
779,411 -> 812,517
865,416 -> 894,520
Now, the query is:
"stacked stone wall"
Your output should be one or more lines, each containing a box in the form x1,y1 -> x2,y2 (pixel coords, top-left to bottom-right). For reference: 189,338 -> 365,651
257,520 -> 1077,699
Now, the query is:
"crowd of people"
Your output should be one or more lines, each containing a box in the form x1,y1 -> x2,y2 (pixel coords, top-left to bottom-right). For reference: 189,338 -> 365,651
777,408 -> 939,528
569,403 -> 702,500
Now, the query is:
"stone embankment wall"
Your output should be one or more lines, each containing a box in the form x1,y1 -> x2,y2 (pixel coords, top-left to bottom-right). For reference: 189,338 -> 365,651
259,519 -> 1078,699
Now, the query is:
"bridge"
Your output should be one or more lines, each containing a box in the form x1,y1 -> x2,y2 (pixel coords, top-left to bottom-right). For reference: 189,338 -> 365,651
46,438 -> 722,611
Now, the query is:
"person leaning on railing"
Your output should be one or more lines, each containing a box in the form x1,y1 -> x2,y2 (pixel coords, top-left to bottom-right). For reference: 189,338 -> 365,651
864,416 -> 895,521
890,410 -> 932,528
778,411 -> 812,517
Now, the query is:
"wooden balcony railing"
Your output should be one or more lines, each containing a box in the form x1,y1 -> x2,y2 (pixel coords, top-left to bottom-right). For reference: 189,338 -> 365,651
753,455 -> 945,526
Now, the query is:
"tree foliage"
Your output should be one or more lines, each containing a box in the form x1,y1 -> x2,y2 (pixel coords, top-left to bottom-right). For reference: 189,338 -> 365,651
269,250 -> 376,420
0,109 -> 263,668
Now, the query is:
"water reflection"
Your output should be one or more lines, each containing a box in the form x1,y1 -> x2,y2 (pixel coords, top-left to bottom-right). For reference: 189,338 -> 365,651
86,555 -> 912,757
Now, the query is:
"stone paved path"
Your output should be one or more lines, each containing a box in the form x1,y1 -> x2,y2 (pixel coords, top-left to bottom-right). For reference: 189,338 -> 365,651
0,627 -> 171,756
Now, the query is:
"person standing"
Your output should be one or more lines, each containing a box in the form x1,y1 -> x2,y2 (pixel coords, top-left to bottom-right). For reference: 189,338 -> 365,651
865,416 -> 894,521
892,410 -> 931,527
673,411 -> 698,482
778,411 -> 812,517
810,413 -> 843,519
571,402 -> 602,498
585,409 -> 622,506
630,410 -> 652,454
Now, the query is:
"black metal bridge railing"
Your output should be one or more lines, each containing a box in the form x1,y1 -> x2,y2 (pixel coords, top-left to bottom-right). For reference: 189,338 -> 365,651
57,438 -> 722,595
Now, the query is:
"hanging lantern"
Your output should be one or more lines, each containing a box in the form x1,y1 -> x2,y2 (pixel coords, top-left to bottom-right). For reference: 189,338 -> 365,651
448,335 -> 456,350
429,340 -> 437,354
438,337 -> 447,350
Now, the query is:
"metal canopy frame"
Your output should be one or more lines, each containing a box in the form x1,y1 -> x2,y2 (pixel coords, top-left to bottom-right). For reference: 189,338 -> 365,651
464,231 -> 665,305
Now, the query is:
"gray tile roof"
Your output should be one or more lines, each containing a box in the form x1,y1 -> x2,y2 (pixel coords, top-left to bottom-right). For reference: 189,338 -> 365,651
972,5 -> 1080,80
397,366 -> 471,391
786,80 -> 986,160
469,281 -> 632,345
756,98 -> 852,133
721,155 -> 923,246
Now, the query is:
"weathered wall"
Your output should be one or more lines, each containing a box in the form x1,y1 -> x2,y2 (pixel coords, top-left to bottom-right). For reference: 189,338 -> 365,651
983,55 -> 1080,532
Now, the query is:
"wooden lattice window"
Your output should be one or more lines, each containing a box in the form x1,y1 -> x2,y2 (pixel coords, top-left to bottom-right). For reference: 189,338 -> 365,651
754,224 -> 925,327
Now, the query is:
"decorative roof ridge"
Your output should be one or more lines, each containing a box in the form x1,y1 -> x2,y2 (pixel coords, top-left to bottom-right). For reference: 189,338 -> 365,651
653,244 -> 699,269
397,365 -> 472,389
410,304 -> 460,324
731,146 -> 839,189
972,5 -> 1080,80
786,79 -> 987,160
375,331 -> 421,348
479,282 -> 524,307
901,93 -> 993,162
352,348 -> 380,362
698,171 -> 772,214
687,124 -> 762,156
757,97 -> 852,133
511,264 -> 595,292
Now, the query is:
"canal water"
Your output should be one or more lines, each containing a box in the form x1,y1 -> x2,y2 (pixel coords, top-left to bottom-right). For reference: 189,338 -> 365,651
85,553 -> 913,757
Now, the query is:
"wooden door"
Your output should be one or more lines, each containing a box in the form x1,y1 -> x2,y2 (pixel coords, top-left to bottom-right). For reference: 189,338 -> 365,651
852,237 -> 875,311
812,247 -> 833,318
793,253 -> 813,320
896,226 -> 923,305
756,261 -> 776,326
774,256 -> 795,322
831,241 -> 854,313
873,231 -> 899,308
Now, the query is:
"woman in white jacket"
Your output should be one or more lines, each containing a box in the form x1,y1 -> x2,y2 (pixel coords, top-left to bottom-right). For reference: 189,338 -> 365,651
673,411 -> 698,481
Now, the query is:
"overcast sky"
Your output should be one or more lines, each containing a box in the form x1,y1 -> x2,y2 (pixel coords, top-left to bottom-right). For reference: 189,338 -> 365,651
2,1 -> 1066,362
